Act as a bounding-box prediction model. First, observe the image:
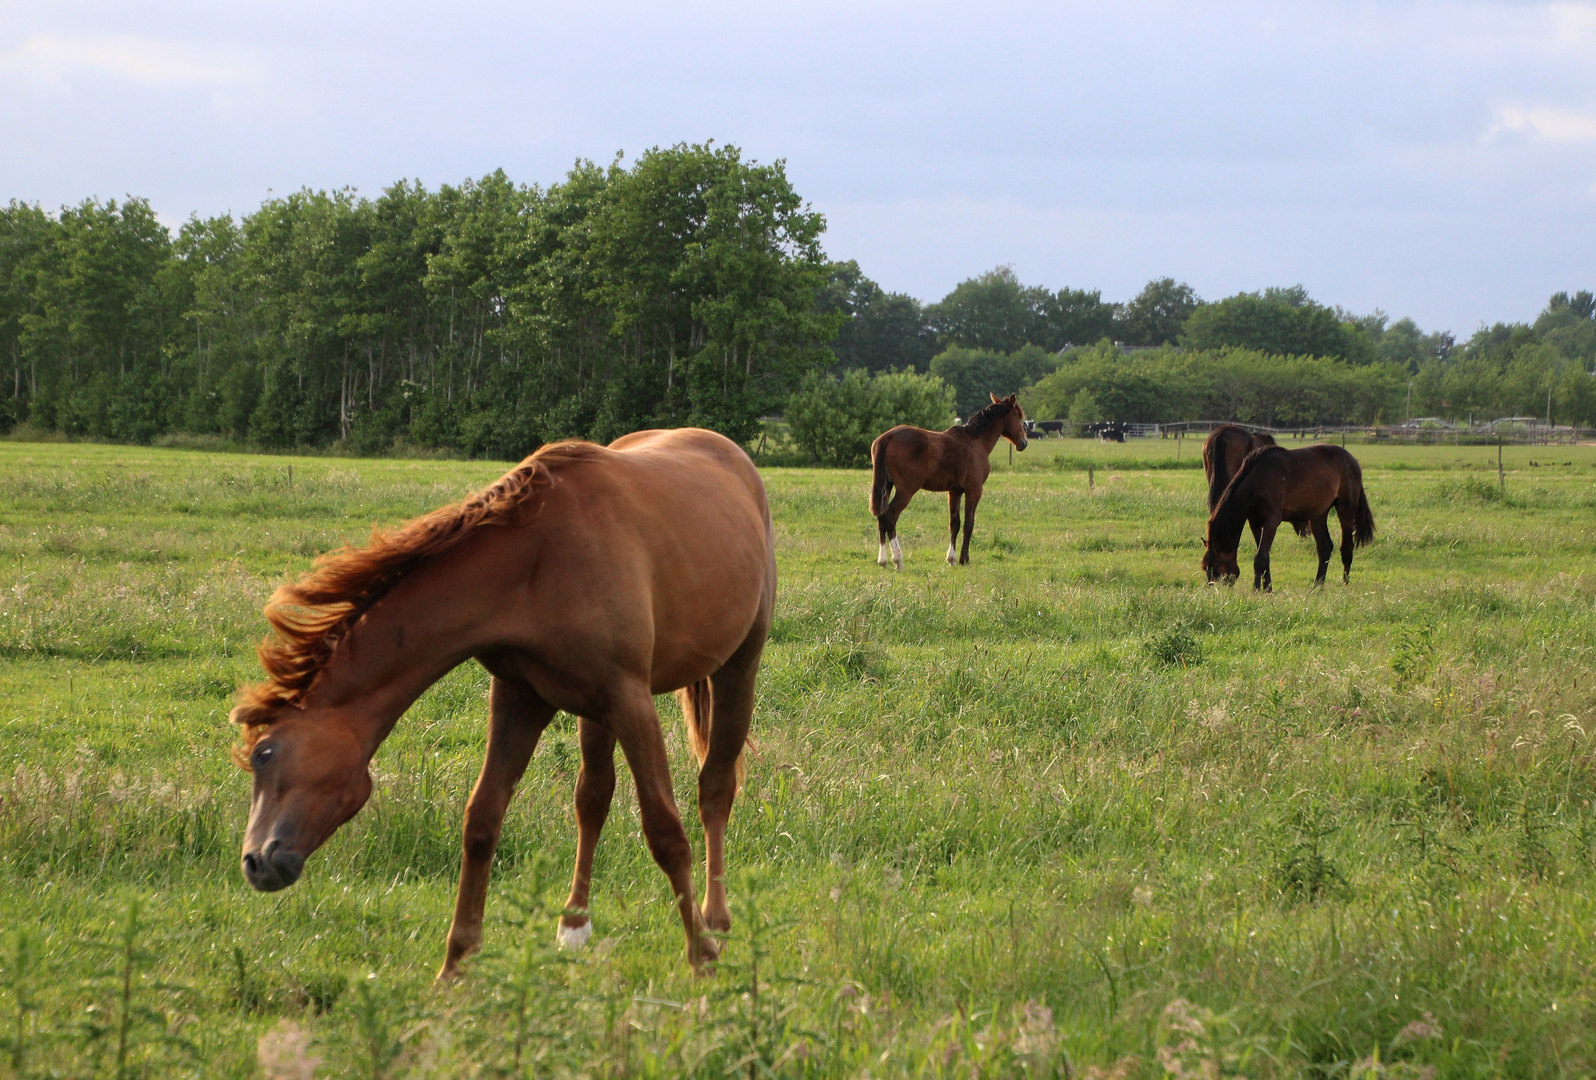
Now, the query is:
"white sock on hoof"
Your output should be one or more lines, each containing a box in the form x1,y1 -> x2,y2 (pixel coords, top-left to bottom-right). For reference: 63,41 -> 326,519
890,537 -> 903,569
555,920 -> 593,950
946,543 -> 958,565
878,542 -> 890,567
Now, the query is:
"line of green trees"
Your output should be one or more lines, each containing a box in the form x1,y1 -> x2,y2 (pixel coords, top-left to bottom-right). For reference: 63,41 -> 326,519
0,145 -> 839,457
825,267 -> 1596,427
4,148 -> 1594,457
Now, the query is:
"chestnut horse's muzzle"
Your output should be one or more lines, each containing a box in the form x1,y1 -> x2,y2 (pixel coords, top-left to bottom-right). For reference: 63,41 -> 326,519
242,839 -> 304,891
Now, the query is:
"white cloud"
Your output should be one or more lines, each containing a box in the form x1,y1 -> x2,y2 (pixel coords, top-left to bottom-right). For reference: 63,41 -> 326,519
1487,105 -> 1596,143
1547,3 -> 1596,49
0,35 -> 258,89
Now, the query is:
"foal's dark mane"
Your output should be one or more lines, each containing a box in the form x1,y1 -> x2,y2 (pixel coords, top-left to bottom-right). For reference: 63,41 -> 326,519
960,398 -> 1018,436
231,444 -> 596,750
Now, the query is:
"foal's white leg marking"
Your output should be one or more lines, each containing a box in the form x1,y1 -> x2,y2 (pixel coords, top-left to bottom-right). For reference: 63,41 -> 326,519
555,919 -> 593,950
946,542 -> 958,565
890,537 -> 903,570
878,542 -> 891,567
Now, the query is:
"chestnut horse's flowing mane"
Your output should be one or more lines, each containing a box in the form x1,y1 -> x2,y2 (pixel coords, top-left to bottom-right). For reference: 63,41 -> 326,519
960,397 -> 1018,437
232,448 -> 582,742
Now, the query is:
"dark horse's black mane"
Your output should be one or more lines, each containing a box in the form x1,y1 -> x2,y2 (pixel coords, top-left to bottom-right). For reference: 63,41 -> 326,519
1210,445 -> 1285,542
961,398 -> 1016,436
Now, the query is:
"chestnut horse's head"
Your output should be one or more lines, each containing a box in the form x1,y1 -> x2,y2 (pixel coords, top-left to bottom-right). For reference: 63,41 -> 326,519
990,392 -> 1028,451
231,701 -> 373,892
1200,535 -> 1240,584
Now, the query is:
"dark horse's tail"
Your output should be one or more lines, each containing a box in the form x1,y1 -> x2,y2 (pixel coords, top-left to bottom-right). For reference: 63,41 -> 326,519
869,440 -> 894,518
1353,488 -> 1376,547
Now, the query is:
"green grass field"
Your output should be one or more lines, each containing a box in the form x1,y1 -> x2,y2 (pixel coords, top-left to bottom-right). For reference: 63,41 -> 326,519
2,436 -> 1596,1078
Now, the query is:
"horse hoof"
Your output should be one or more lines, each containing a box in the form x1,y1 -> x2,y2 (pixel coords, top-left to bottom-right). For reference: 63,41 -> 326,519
556,919 -> 593,950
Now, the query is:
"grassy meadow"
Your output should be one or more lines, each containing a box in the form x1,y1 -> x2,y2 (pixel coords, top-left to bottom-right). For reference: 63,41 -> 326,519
2,434 -> 1596,1078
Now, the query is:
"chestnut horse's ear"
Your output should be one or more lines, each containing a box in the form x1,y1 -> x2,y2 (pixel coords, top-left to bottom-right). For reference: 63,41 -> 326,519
229,701 -> 274,727
1005,394 -> 1017,404
989,391 -> 1001,404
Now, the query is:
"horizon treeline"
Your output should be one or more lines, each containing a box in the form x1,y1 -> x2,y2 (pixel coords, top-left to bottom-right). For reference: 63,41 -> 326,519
3,150 -> 1595,458
0,144 -> 839,458
825,268 -> 1596,426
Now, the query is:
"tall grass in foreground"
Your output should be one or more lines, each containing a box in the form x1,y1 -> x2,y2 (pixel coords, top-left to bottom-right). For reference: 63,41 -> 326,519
2,442 -> 1596,1076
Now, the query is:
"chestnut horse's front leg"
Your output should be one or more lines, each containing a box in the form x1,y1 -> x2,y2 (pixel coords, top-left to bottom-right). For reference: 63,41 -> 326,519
438,676 -> 554,982
946,491 -> 962,565
556,717 -> 616,949
958,489 -> 982,565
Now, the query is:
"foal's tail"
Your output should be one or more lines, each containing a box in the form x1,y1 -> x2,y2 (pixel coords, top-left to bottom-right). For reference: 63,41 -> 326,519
869,440 -> 894,518
1353,488 -> 1376,547
679,678 -> 747,791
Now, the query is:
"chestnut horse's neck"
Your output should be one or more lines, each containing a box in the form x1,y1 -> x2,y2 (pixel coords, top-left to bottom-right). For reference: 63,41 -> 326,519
300,542 -> 521,754
956,417 -> 1010,459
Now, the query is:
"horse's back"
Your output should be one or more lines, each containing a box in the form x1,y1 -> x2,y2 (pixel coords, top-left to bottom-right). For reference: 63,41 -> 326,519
874,424 -> 970,491
529,429 -> 774,691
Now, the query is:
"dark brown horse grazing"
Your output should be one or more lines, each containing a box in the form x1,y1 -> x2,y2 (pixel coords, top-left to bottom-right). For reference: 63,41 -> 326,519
1201,424 -> 1276,511
229,429 -> 775,977
869,393 -> 1028,568
1202,444 -> 1375,590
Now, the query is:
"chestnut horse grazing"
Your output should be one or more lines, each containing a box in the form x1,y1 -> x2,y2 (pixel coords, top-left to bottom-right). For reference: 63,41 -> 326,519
869,393 -> 1027,568
229,429 -> 775,977
1202,444 -> 1374,590
1201,424 -> 1275,511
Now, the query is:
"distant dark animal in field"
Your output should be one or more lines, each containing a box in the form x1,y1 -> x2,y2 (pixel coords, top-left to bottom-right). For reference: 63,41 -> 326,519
869,393 -> 1028,568
1038,420 -> 1065,437
229,428 -> 775,978
1085,421 -> 1129,442
1201,425 -> 1276,511
1202,444 -> 1375,590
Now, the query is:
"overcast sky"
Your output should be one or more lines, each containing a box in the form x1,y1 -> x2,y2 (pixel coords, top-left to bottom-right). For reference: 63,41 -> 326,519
3,1 -> 1594,334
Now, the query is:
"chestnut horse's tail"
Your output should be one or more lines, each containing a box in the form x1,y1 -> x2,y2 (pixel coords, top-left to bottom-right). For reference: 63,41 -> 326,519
1353,488 -> 1376,547
869,439 -> 894,518
679,678 -> 746,790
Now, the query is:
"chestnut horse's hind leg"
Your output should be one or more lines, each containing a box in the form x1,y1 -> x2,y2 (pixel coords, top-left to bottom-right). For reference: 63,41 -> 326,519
946,491 -> 962,565
698,634 -> 762,935
881,488 -> 914,570
958,489 -> 983,565
556,717 -> 617,949
609,690 -> 717,969
1311,516 -> 1334,586
439,676 -> 555,982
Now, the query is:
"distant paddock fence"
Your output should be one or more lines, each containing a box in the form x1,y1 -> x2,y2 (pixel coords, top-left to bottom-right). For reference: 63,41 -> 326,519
1023,418 -> 1593,446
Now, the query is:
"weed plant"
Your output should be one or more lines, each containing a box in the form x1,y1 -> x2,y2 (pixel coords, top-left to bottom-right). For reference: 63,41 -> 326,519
2,439 -> 1596,1076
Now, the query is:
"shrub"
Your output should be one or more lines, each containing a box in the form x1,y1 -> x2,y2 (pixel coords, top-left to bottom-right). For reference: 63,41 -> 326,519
784,368 -> 955,467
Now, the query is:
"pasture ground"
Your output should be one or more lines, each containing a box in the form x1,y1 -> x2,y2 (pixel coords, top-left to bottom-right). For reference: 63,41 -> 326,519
2,436 -> 1595,1078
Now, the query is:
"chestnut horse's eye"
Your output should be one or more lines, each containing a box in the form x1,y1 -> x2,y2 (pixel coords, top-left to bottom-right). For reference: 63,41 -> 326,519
252,744 -> 275,769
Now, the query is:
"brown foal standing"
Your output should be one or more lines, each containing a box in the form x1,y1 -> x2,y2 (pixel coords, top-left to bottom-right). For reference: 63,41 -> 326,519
229,428 -> 775,977
869,393 -> 1028,568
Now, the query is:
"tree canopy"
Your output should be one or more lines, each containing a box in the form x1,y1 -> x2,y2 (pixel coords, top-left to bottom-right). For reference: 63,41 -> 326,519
0,145 -> 840,455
